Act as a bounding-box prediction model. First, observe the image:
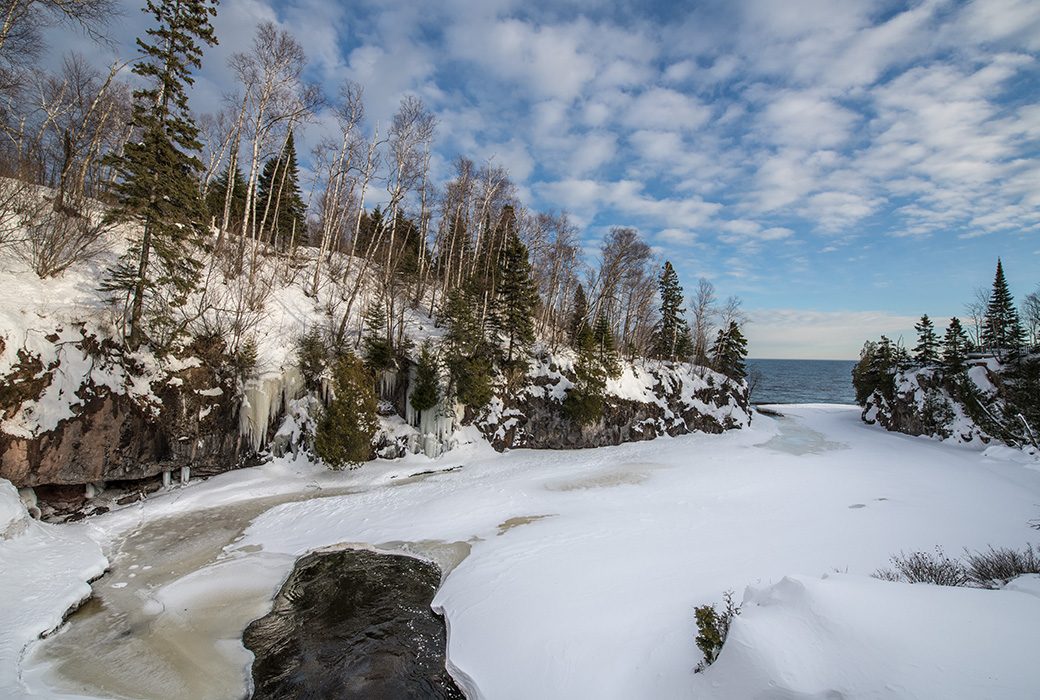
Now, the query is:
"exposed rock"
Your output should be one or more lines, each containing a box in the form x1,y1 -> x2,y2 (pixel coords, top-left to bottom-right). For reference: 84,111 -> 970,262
244,548 -> 464,700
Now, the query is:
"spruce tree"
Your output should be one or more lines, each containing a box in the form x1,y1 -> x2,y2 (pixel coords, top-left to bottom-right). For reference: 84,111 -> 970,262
942,318 -> 970,375
569,284 -> 589,348
256,130 -> 306,250
710,321 -> 748,381
410,341 -> 440,414
101,0 -> 218,350
206,164 -> 247,226
982,259 -> 1025,354
912,314 -> 939,366
443,281 -> 494,407
493,230 -> 539,363
592,311 -> 621,378
654,261 -> 691,361
362,300 -> 394,371
313,353 -> 378,469
563,326 -> 606,426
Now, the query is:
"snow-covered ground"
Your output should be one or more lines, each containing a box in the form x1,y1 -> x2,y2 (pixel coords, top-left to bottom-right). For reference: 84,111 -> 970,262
2,405 -> 1040,699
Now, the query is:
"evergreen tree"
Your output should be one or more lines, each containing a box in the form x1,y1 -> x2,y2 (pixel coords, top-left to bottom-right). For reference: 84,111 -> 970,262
569,284 -> 589,348
362,300 -> 394,371
710,321 -> 748,381
255,130 -> 306,250
492,230 -> 539,363
101,0 -> 218,350
654,261 -> 691,361
942,318 -> 970,375
912,314 -> 940,366
982,259 -> 1025,353
206,164 -> 247,227
851,335 -> 905,405
313,353 -> 378,469
443,281 -> 494,407
410,340 -> 440,414
592,311 -> 621,378
563,326 -> 606,427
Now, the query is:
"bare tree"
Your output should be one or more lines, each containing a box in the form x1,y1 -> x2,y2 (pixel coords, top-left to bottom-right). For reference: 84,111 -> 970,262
594,226 -> 654,355
690,277 -> 718,366
0,0 -> 118,68
964,286 -> 989,348
1023,286 -> 1040,348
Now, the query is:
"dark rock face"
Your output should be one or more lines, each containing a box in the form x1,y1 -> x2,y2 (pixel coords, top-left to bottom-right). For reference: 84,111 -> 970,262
243,549 -> 464,700
477,359 -> 750,451
0,332 -> 251,489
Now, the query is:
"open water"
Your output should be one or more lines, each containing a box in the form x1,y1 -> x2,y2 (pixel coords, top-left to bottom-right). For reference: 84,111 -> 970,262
747,358 -> 857,405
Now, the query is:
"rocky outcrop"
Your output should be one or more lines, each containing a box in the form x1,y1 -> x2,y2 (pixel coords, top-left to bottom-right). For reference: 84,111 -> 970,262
0,330 -> 253,490
475,356 -> 750,451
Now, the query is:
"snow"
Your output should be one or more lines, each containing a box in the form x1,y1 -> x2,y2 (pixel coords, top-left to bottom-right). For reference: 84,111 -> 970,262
2,404 -> 1039,699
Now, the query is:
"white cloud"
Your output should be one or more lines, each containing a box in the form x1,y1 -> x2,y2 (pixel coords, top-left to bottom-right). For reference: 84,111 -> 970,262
746,308 -> 921,359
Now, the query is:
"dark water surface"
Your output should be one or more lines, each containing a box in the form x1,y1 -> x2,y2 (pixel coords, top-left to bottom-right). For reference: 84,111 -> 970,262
747,358 -> 857,405
244,549 -> 465,700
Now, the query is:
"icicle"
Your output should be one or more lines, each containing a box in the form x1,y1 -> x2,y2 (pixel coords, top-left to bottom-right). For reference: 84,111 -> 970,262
162,471 -> 172,489
180,466 -> 190,484
239,366 -> 308,452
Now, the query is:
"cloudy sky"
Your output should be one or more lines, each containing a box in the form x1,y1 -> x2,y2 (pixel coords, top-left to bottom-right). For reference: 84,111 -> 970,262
58,0 -> 1040,358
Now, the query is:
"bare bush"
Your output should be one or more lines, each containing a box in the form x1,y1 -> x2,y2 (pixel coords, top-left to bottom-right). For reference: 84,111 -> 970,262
873,547 -> 968,586
19,200 -> 111,276
964,544 -> 1040,589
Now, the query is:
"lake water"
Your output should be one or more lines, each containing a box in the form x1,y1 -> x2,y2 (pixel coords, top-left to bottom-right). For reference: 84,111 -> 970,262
747,359 -> 857,405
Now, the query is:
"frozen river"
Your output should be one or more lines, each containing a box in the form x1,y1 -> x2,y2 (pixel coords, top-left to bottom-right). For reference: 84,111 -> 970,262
7,405 -> 1040,700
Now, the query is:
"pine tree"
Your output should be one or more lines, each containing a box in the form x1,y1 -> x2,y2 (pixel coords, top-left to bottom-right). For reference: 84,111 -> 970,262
362,300 -> 393,371
852,335 -> 905,405
942,318 -> 970,375
256,130 -> 306,250
443,281 -> 494,407
313,353 -> 378,469
982,259 -> 1025,354
710,321 -> 748,381
206,164 -> 246,226
410,340 -> 440,414
913,314 -> 939,366
492,230 -> 539,364
654,261 -> 691,361
592,311 -> 621,378
569,284 -> 589,348
101,0 -> 218,350
563,326 -> 606,426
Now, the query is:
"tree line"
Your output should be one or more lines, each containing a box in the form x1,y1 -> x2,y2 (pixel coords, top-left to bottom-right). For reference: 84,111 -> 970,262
0,1 -> 750,461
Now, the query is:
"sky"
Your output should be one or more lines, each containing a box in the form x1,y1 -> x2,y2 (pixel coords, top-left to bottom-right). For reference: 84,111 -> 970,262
50,0 -> 1040,359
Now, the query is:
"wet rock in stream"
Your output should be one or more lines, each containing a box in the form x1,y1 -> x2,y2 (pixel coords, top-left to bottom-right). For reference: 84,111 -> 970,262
243,548 -> 465,700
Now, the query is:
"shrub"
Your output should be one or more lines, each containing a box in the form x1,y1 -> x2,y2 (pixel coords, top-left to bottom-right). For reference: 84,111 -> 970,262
873,546 -> 968,586
312,353 -> 378,469
297,328 -> 327,392
964,544 -> 1040,588
694,590 -> 740,672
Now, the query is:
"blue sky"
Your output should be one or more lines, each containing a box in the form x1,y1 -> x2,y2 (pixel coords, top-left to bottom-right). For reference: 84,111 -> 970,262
60,0 -> 1040,358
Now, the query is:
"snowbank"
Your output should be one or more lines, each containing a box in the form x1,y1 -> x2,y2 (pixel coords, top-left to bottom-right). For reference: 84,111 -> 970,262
0,478 -> 107,698
700,573 -> 1040,700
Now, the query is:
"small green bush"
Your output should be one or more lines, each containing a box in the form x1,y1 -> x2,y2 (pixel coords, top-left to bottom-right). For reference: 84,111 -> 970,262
694,590 -> 740,672
312,353 -> 378,469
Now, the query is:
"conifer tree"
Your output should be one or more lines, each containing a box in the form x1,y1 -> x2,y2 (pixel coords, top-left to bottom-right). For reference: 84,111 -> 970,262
942,317 -> 970,375
654,261 -> 691,361
206,165 -> 246,227
313,353 -> 378,469
982,259 -> 1025,354
569,284 -> 589,348
256,130 -> 306,249
443,281 -> 494,407
410,340 -> 440,414
592,311 -> 621,378
710,321 -> 748,381
362,300 -> 393,371
493,230 -> 539,363
101,0 -> 218,350
913,314 -> 939,366
563,326 -> 606,426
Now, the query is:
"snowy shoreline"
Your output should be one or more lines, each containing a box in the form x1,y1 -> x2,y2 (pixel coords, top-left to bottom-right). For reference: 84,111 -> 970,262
3,405 -> 1040,699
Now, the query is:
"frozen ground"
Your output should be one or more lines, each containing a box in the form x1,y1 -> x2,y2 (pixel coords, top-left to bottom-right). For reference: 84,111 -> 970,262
3,405 -> 1040,699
